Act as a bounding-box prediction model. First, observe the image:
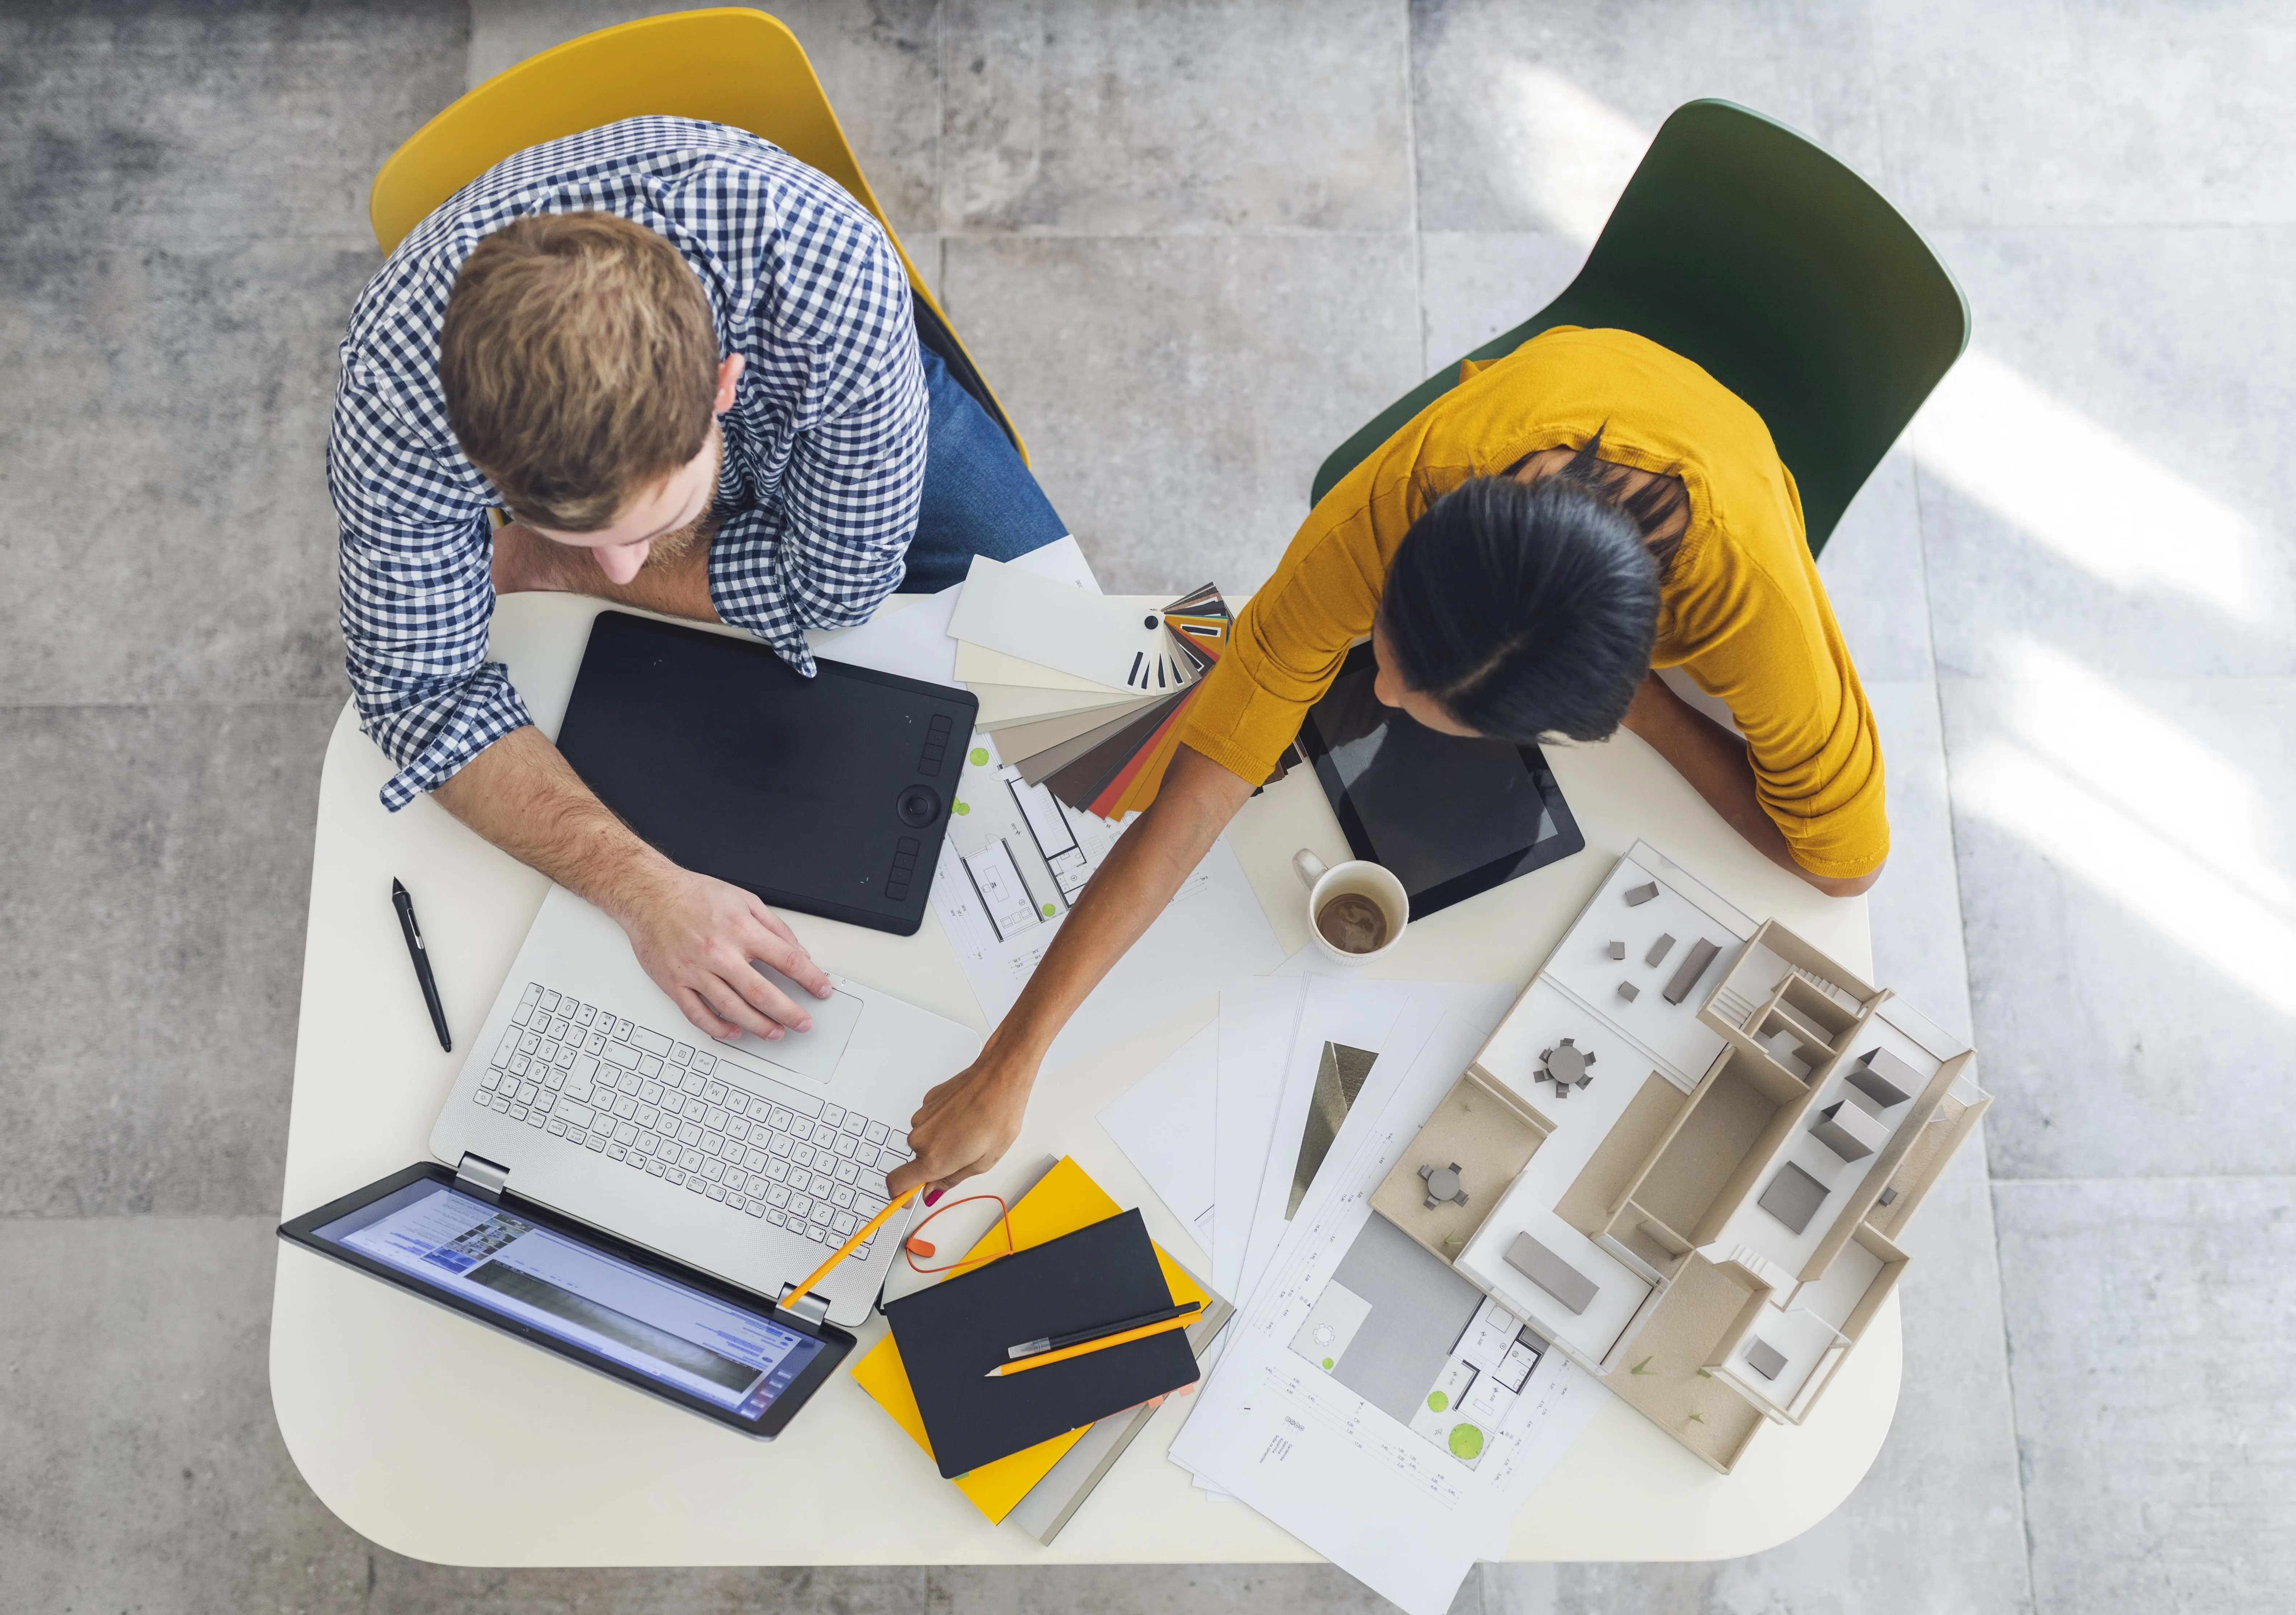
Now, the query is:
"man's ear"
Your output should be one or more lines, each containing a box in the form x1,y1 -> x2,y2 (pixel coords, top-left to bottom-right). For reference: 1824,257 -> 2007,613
713,352 -> 746,414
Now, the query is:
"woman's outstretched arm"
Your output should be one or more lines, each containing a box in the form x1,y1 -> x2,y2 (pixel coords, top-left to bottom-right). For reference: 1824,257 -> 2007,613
885,745 -> 1257,1201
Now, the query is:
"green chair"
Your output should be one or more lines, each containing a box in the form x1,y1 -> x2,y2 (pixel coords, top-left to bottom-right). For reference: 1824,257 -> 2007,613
1311,99 -> 1969,557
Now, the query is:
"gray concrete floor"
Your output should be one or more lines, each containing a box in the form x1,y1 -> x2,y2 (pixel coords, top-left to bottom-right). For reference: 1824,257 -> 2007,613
4,2 -> 2291,1611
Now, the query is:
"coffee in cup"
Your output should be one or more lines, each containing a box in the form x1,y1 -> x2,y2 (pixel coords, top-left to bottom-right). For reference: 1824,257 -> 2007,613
1315,891 -> 1391,955
1291,850 -> 1410,966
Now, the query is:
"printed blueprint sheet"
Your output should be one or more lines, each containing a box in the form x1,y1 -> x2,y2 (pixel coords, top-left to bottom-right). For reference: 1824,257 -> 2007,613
1170,989 -> 1608,1615
930,737 -> 1282,1070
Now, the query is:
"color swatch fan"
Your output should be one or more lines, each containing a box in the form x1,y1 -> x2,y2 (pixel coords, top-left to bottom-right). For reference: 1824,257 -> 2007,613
948,559 -> 1266,820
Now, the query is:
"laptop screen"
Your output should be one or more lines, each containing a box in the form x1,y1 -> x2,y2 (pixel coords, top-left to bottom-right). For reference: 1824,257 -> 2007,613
312,1177 -> 826,1419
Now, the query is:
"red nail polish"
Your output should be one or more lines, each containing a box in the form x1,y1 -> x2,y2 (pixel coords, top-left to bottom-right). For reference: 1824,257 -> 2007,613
924,1188 -> 943,1207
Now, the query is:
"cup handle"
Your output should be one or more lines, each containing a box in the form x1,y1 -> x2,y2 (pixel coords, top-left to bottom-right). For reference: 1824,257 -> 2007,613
1292,849 -> 1328,891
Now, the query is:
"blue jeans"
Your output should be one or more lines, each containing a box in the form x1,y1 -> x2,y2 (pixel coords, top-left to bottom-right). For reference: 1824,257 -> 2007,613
902,345 -> 1068,593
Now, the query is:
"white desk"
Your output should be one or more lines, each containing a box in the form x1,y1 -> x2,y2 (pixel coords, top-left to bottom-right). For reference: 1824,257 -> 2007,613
270,593 -> 1897,1567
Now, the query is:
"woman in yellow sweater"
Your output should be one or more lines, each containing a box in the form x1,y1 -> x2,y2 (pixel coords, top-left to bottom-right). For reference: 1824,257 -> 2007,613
886,326 -> 1887,1204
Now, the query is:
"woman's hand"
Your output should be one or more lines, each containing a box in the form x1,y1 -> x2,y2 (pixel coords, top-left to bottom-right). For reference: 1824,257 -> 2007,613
885,1046 -> 1038,1204
879,744 -> 1256,1205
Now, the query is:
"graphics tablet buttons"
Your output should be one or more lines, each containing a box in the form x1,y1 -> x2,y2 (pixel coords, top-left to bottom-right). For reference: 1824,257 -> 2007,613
895,785 -> 941,829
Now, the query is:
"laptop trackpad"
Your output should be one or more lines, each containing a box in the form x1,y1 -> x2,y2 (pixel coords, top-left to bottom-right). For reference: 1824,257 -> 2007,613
718,963 -> 863,1084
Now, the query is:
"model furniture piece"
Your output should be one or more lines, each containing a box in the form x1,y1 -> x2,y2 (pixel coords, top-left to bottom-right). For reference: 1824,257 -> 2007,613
1504,1232 -> 1600,1316
1372,845 -> 1989,1473
1538,1038 -> 1596,1099
1420,1163 -> 1471,1210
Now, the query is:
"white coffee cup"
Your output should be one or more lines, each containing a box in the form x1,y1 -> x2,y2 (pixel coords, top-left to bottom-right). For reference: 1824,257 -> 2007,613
1292,849 -> 1411,966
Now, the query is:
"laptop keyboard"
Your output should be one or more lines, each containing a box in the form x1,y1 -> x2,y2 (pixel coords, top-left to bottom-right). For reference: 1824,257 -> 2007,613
474,982 -> 913,1256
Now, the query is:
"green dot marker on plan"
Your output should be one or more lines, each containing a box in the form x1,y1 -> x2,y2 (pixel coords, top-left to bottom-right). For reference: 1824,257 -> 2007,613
1321,1357 -> 1334,1370
954,801 -> 969,815
969,746 -> 989,765
1042,903 -> 1056,916
1449,1424 -> 1484,1460
1426,1391 -> 1448,1412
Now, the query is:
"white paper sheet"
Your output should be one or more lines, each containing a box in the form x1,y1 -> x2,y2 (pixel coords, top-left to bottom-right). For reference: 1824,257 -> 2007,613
948,555 -> 1200,694
930,739 -> 1284,1072
805,587 -> 961,685
1210,978 -> 1307,1301
801,537 -> 1101,687
1098,1022 -> 1219,1253
1169,986 -> 1608,1615
1232,976 -> 1417,1316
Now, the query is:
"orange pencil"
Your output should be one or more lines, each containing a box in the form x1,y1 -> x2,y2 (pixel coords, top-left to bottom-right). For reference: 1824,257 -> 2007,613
782,1189 -> 916,1313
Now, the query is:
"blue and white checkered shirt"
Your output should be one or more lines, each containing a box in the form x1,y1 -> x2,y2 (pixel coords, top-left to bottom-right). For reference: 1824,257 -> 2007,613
328,117 -> 927,810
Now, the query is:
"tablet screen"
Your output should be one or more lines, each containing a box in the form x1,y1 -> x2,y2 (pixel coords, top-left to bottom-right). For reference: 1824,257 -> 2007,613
1297,645 -> 1583,918
310,1177 -> 827,1423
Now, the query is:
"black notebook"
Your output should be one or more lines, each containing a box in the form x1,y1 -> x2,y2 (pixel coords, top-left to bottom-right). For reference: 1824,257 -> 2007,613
885,1209 -> 1200,1478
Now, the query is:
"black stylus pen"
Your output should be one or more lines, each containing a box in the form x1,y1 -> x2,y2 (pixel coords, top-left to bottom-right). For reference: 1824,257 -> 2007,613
391,878 -> 452,1052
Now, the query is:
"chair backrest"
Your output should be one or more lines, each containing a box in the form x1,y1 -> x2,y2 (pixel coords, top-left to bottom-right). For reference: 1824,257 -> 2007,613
368,6 -> 1024,458
1313,100 -> 1967,555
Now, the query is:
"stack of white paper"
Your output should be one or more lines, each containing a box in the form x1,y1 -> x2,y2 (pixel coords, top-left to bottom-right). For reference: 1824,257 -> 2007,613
1098,967 -> 1613,1612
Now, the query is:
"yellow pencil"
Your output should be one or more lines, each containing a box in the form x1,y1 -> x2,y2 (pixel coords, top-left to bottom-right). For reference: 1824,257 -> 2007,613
783,1189 -> 917,1312
982,1313 -> 1196,1378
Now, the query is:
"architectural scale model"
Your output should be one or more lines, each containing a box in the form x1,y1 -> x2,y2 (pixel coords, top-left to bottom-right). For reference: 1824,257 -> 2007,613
1368,842 -> 1990,1473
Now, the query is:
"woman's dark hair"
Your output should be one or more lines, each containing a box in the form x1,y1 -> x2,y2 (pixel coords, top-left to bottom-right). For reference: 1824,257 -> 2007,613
1378,436 -> 1674,743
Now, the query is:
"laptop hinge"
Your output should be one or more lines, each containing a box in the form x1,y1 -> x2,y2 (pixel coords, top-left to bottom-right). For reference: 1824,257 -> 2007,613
776,1285 -> 831,1326
454,1153 -> 512,1205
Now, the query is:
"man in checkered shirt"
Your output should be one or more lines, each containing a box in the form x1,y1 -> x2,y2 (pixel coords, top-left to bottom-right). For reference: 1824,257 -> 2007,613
329,118 -> 1065,1045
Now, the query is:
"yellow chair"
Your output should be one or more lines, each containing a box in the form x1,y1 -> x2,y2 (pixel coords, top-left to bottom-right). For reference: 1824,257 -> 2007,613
367,6 -> 1025,459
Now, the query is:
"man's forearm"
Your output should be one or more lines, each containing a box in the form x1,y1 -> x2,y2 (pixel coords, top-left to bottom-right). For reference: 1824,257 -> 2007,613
985,746 -> 1255,1067
495,520 -> 720,623
431,725 -> 672,916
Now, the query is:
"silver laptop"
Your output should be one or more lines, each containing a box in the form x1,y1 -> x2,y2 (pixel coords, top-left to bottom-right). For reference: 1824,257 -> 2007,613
431,884 -> 980,1327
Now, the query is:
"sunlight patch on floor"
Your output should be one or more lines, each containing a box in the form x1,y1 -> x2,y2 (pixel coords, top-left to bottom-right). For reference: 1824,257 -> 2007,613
1913,350 -> 2263,621
1956,654 -> 2296,1017
1482,63 -> 1649,244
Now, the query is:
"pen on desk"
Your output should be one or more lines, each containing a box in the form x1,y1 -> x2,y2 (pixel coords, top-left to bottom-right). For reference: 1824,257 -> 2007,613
1006,1300 -> 1202,1360
391,879 -> 452,1052
985,1305 -> 1201,1378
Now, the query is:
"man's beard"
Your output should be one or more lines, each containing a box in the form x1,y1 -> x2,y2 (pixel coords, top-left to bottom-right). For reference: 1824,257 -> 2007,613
645,434 -> 724,569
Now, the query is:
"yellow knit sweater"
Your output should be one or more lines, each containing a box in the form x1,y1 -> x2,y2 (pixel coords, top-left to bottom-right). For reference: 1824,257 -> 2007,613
1177,326 -> 1887,878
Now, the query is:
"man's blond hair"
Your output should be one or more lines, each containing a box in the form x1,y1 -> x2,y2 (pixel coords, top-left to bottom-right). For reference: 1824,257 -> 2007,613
439,212 -> 719,531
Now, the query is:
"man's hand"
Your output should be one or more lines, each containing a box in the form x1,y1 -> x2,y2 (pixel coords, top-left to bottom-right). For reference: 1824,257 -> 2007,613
885,1049 -> 1035,1205
608,861 -> 833,1043
431,727 -> 833,1044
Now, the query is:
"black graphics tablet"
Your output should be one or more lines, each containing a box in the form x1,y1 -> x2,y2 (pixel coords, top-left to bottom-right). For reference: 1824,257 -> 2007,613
555,611 -> 979,936
278,1163 -> 852,1439
1295,642 -> 1585,920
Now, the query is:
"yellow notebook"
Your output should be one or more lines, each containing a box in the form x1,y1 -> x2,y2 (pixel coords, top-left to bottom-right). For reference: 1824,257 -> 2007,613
849,1156 -> 1210,1523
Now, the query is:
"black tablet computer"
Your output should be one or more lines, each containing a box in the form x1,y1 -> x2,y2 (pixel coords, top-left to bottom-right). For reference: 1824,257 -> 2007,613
555,610 -> 979,937
1295,642 -> 1584,920
278,1163 -> 853,1439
